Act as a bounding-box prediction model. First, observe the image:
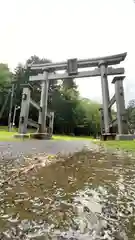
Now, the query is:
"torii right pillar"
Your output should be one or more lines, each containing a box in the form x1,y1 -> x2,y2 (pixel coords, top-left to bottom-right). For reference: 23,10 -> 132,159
38,71 -> 49,135
112,76 -> 134,140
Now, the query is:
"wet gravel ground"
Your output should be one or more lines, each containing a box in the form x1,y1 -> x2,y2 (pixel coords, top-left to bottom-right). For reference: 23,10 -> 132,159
0,141 -> 135,239
0,140 -> 97,161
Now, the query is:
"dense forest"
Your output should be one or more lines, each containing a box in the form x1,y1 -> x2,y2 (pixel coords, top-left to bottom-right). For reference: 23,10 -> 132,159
0,56 -> 134,136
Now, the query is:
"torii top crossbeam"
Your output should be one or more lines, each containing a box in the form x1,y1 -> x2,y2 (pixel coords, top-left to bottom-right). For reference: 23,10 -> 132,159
27,52 -> 127,71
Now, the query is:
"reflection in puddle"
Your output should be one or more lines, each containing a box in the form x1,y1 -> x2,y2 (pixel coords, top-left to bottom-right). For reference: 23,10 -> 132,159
0,149 -> 134,239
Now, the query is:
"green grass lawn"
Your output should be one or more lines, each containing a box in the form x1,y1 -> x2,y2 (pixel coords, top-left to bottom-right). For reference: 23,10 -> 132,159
0,126 -> 93,142
0,127 -> 19,141
0,131 -> 17,141
95,140 -> 135,152
0,126 -> 34,141
52,135 -> 93,141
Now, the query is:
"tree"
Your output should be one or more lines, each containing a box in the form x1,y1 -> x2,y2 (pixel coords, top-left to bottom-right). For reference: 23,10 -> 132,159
74,98 -> 100,136
0,63 -> 12,123
26,55 -> 51,65
63,78 -> 77,89
0,63 -> 12,90
51,85 -> 79,134
127,99 -> 135,133
54,77 -> 79,134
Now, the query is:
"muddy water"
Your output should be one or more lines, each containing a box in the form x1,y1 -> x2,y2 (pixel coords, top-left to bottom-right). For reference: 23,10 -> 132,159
0,149 -> 135,239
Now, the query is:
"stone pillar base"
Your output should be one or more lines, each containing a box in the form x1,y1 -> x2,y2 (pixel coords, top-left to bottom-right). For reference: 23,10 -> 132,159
101,133 -> 116,141
29,133 -> 52,140
115,134 -> 135,140
14,133 -> 30,139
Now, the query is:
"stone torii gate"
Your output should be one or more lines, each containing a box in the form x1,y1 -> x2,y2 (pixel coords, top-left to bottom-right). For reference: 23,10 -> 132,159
17,52 -> 132,140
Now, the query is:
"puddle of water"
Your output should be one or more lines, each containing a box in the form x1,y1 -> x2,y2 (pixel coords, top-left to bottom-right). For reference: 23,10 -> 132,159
0,150 -> 134,239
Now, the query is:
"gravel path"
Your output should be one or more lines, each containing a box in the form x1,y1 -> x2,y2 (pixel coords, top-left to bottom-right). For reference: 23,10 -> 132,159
0,139 -> 97,161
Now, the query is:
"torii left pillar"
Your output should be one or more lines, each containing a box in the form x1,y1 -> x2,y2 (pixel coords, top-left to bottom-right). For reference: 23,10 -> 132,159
18,85 -> 31,136
49,112 -> 54,136
99,61 -> 112,134
99,106 -> 105,136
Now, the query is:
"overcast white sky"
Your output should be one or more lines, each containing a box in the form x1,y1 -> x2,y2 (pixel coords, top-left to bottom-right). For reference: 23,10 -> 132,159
0,0 -> 135,104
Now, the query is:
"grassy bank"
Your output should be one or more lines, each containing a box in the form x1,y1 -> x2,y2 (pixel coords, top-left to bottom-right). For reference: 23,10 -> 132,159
0,126 -> 35,141
0,130 -> 18,141
0,127 -> 93,141
0,132 -> 93,142
52,135 -> 93,141
95,140 -> 135,152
